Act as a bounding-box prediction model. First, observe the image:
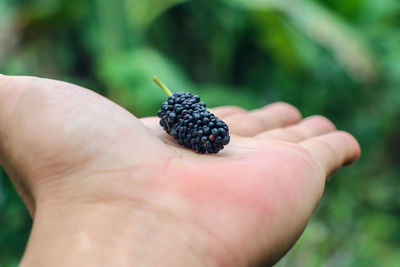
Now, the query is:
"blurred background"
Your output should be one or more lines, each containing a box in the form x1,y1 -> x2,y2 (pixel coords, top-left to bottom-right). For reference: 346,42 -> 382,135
0,0 -> 399,266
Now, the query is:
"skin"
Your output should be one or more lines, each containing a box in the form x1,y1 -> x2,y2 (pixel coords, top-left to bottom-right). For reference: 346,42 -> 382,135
0,74 -> 360,266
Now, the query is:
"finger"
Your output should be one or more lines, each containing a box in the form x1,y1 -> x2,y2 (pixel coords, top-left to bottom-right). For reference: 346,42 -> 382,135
209,106 -> 247,119
300,131 -> 361,177
224,102 -> 302,137
256,115 -> 336,142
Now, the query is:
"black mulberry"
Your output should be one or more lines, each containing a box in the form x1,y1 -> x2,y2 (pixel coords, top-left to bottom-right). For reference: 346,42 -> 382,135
153,77 -> 230,154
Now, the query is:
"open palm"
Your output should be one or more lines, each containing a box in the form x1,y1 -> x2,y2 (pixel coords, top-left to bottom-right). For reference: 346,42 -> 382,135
0,75 -> 360,266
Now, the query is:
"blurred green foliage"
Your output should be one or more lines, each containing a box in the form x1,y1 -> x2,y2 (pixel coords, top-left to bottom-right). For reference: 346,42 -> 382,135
0,0 -> 399,266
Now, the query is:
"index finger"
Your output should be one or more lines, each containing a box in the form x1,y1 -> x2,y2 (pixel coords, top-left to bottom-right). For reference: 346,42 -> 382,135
209,106 -> 246,118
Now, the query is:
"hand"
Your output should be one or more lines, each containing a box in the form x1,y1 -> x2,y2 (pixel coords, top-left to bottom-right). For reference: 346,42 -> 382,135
0,75 -> 360,266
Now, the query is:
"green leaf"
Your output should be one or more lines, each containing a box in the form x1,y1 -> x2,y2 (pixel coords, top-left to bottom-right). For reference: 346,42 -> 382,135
97,47 -> 190,116
223,0 -> 377,83
124,0 -> 191,32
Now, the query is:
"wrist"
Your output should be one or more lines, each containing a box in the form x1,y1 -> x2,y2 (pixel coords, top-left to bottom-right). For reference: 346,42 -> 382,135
21,200 -> 232,267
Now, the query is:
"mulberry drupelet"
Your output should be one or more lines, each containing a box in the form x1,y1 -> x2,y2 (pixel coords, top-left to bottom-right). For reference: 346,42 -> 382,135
153,77 -> 230,154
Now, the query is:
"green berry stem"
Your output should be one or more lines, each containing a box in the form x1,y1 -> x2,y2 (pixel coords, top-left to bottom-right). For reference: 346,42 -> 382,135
153,76 -> 172,97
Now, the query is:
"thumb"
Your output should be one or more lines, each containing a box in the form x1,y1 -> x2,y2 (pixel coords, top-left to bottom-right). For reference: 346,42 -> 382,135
0,74 -> 36,216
